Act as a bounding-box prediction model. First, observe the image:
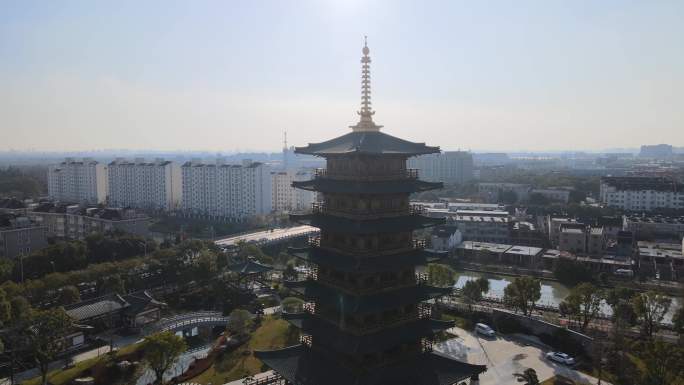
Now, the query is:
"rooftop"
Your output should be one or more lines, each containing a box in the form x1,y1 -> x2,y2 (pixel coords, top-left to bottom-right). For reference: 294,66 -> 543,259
457,241 -> 512,254
601,176 -> 684,192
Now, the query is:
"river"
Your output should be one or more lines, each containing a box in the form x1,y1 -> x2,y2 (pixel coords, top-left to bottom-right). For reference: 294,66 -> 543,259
452,271 -> 681,324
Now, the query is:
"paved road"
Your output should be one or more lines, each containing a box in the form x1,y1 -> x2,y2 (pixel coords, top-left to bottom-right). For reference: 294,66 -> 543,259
435,327 -> 611,385
214,226 -> 318,247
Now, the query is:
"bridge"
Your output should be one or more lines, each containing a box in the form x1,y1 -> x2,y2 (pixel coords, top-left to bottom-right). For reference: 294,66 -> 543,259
214,225 -> 319,248
144,311 -> 230,335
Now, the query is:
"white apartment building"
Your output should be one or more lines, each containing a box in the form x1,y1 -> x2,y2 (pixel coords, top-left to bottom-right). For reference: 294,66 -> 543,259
48,158 -> 107,204
181,160 -> 272,221
600,177 -> 684,211
407,151 -> 474,184
108,158 -> 181,211
272,170 -> 316,212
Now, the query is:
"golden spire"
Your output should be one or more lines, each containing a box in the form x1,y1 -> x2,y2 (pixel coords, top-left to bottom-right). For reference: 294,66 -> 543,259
351,36 -> 382,132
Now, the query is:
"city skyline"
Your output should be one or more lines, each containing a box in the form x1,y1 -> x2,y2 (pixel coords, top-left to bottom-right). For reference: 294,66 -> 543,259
2,0 -> 683,152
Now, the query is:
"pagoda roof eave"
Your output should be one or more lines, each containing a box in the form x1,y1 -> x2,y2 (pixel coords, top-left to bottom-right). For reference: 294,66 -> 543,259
288,246 -> 447,272
294,131 -> 440,157
282,280 -> 452,314
290,213 -> 445,234
292,178 -> 443,194
255,344 -> 487,385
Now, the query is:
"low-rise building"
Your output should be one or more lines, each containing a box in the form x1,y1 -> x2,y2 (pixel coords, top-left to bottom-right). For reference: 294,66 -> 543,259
588,227 -> 606,256
623,214 -> 684,242
599,176 -> 684,211
637,241 -> 684,281
455,241 -> 512,264
558,223 -> 587,254
529,188 -> 571,203
540,249 -> 633,274
449,210 -> 510,244
30,203 -> 150,240
65,290 -> 165,332
430,225 -> 462,251
502,245 -> 543,266
0,215 -> 47,259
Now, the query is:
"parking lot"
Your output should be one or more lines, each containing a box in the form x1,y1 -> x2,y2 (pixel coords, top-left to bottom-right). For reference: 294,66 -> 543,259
435,326 -> 610,385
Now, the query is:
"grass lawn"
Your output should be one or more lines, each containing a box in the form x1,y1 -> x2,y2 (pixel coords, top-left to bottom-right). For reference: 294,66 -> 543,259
22,342 -> 144,385
190,316 -> 297,385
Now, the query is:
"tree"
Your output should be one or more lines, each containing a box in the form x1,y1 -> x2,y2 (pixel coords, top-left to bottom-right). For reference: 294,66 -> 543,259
283,262 -> 297,281
514,368 -> 540,385
559,283 -> 603,332
553,258 -> 594,287
632,291 -> 672,338
57,285 -> 81,306
10,296 -> 31,323
227,309 -> 252,335
281,297 -> 305,313
22,308 -> 73,385
194,250 -> 218,281
503,277 -> 541,316
426,264 -> 456,288
639,339 -> 684,385
461,277 -> 490,312
673,305 -> 684,335
498,190 -> 518,204
0,289 -> 11,326
143,331 -> 187,385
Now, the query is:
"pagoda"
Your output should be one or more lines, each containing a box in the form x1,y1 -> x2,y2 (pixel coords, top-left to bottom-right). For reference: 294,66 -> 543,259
255,39 -> 486,385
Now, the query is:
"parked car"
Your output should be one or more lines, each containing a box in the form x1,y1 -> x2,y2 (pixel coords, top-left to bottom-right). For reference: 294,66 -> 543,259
546,351 -> 575,365
475,323 -> 495,337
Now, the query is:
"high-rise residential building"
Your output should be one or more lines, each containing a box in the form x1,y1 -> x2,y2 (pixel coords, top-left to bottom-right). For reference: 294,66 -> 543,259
255,39 -> 485,385
272,170 -> 316,212
48,158 -> 108,204
107,158 -> 181,211
407,150 -> 474,184
181,159 -> 272,221
599,176 -> 684,211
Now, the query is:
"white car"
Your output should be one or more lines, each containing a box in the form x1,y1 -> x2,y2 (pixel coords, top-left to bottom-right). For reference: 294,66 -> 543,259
546,351 -> 576,365
475,323 -> 495,337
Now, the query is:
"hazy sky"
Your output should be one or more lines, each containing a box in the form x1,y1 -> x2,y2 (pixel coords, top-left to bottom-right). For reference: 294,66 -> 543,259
1,0 -> 683,152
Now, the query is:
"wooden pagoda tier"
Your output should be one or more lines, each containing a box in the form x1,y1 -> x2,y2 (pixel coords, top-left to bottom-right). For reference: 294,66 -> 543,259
255,41 -> 486,385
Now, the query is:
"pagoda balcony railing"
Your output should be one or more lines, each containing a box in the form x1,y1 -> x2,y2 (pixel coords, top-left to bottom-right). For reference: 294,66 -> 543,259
300,334 -> 312,348
307,236 -> 430,257
310,202 -> 426,219
421,337 -> 434,353
309,306 -> 427,335
308,272 -> 428,296
242,374 -> 286,385
312,168 -> 419,181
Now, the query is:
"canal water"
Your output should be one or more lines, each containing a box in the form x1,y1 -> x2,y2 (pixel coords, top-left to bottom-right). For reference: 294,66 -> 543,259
452,271 -> 681,324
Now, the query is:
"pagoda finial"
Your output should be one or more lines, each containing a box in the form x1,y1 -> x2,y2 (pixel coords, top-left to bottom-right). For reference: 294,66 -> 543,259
351,36 -> 382,132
